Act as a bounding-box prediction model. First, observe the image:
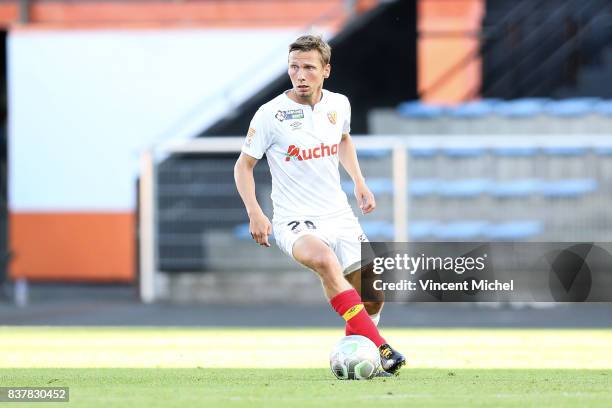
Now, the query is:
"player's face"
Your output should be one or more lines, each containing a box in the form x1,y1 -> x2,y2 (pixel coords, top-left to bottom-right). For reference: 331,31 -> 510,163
288,50 -> 330,102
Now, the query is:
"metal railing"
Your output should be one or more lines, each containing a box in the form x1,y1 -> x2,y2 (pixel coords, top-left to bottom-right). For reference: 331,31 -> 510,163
139,134 -> 612,302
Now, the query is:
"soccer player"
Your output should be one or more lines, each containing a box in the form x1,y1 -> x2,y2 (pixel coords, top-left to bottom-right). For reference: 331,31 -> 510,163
234,34 -> 405,375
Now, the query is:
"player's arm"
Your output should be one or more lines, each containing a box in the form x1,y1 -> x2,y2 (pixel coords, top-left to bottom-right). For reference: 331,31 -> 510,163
339,132 -> 376,214
234,153 -> 272,247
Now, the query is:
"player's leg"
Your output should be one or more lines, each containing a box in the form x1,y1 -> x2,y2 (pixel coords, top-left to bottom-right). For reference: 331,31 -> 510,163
333,220 -> 384,326
275,219 -> 404,374
332,218 -> 405,374
292,234 -> 351,299
345,266 -> 384,326
292,235 -> 387,349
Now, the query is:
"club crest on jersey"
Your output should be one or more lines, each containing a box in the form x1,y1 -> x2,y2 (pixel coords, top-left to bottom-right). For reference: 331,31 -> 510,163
285,143 -> 339,162
327,110 -> 337,125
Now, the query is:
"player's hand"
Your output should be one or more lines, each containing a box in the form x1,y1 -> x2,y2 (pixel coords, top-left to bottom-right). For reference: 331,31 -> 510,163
354,182 -> 376,215
249,211 -> 272,247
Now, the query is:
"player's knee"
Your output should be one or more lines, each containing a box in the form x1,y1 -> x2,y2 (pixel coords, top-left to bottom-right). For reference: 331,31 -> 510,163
309,253 -> 340,279
363,301 -> 383,315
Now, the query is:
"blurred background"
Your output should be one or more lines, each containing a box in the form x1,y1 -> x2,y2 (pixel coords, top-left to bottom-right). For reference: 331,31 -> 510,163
1,0 -> 611,327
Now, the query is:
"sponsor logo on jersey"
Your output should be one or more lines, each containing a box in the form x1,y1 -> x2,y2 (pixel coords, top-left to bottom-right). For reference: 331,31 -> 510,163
276,109 -> 304,122
275,110 -> 286,122
327,110 -> 337,125
357,233 -> 368,242
244,127 -> 256,147
290,121 -> 303,130
284,143 -> 339,162
284,109 -> 305,120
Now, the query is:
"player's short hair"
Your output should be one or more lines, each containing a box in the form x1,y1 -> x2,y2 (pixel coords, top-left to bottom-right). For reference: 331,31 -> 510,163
289,35 -> 332,66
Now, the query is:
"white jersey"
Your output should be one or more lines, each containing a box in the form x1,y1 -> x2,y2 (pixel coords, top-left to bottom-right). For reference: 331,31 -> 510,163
242,89 -> 353,222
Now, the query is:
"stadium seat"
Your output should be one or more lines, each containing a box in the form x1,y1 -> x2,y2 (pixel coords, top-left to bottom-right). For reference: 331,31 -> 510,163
489,179 -> 541,198
431,221 -> 488,240
542,146 -> 589,156
357,148 -> 391,158
491,146 -> 538,156
493,98 -> 549,117
447,99 -> 500,118
593,100 -> 612,115
540,179 -> 598,198
366,178 -> 394,195
397,101 -> 446,118
361,221 -> 394,240
483,221 -> 544,240
595,146 -> 612,155
543,98 -> 600,117
409,147 -> 437,157
342,178 -> 393,195
441,147 -> 487,157
233,223 -> 276,240
438,179 -> 490,198
409,179 -> 440,197
408,221 -> 439,240
233,223 -> 250,240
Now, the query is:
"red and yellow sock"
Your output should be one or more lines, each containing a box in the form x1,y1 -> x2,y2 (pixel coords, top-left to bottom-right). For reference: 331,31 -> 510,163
329,288 -> 385,347
346,313 -> 379,336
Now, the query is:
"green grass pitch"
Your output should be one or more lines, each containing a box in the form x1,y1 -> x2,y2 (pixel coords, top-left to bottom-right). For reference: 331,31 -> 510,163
0,327 -> 611,407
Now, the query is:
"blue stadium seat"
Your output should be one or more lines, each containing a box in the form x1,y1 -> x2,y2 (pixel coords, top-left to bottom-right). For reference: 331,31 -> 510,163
491,146 -> 538,156
540,179 -> 598,198
447,99 -> 500,118
593,100 -> 612,115
432,221 -> 488,240
543,98 -> 600,117
439,179 -> 490,198
357,148 -> 391,158
484,221 -> 544,240
442,147 -> 486,157
489,179 -> 541,198
233,223 -> 251,240
409,147 -> 437,157
234,223 -> 275,240
542,146 -> 588,156
342,178 -> 393,195
397,101 -> 446,118
361,221 -> 394,240
410,179 -> 440,197
366,178 -> 394,195
408,221 -> 439,240
594,146 -> 612,155
493,98 -> 549,117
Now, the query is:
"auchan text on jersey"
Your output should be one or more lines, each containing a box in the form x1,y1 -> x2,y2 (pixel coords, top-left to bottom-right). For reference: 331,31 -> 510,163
285,143 -> 339,162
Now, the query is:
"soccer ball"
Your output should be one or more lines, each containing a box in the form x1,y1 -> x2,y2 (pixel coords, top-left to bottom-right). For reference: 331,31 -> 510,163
329,335 -> 381,380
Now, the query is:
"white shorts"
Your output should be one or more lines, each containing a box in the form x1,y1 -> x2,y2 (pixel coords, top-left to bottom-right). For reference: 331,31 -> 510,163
273,212 -> 369,275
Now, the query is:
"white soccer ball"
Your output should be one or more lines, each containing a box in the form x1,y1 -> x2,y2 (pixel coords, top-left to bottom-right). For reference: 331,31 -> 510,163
329,335 -> 381,380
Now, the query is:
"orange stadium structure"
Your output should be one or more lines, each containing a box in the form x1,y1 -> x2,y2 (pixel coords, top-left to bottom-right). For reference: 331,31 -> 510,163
0,0 -> 374,29
418,0 -> 483,104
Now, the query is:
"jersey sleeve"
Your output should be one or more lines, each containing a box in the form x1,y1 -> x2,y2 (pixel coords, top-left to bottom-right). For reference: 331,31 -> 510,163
342,96 -> 351,134
242,107 -> 273,159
